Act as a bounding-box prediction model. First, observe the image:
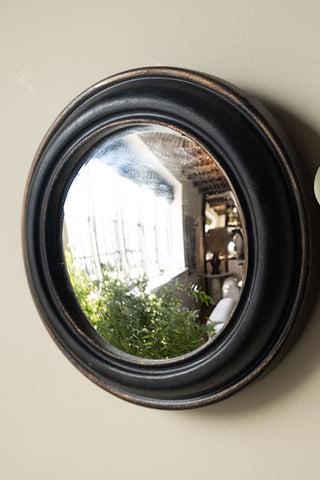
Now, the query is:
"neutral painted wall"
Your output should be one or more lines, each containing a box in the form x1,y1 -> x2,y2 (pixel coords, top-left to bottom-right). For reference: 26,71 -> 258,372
1,1 -> 320,479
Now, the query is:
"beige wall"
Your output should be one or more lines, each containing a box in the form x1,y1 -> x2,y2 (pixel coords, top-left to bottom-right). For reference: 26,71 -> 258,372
1,1 -> 320,478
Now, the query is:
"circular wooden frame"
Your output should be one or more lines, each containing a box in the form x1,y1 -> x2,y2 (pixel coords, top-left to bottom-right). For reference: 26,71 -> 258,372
23,67 -> 310,409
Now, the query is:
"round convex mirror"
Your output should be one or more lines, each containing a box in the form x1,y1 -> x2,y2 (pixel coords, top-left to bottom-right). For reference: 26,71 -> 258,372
62,124 -> 247,359
23,67 -> 313,408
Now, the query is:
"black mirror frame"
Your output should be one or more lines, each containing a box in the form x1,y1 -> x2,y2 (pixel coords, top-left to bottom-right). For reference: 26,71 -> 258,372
23,67 -> 312,409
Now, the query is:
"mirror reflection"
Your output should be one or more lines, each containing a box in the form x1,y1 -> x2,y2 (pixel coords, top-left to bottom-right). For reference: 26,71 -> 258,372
63,124 -> 247,359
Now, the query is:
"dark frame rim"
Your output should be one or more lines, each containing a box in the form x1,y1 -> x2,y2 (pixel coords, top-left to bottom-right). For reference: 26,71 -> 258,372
22,67 -> 310,409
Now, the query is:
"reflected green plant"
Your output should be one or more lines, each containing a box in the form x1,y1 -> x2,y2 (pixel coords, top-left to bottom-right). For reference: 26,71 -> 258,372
65,249 -> 215,359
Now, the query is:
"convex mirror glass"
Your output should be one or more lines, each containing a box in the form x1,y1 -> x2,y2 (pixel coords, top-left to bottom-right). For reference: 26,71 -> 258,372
63,124 -> 247,359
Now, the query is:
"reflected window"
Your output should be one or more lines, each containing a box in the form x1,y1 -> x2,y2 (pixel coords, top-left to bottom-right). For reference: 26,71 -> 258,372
63,130 -> 185,289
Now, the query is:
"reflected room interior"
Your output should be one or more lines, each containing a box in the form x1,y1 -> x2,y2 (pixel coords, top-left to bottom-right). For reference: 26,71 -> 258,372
62,125 -> 247,359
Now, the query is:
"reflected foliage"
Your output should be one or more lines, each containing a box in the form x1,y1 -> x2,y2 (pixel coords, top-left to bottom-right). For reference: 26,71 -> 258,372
65,249 -> 215,359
